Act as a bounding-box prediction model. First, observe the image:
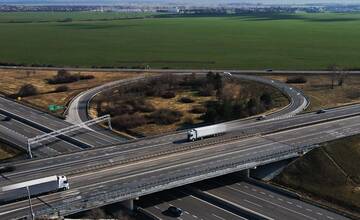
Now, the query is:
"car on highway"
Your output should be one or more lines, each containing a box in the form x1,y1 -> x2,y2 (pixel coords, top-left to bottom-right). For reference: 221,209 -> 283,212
316,109 -> 327,114
1,116 -> 11,121
167,206 -> 183,217
257,115 -> 266,121
223,72 -> 232,76
265,69 -> 273,72
0,165 -> 15,173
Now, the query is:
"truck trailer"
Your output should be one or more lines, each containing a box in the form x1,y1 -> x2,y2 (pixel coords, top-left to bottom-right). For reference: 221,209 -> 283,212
187,124 -> 227,141
0,175 -> 69,204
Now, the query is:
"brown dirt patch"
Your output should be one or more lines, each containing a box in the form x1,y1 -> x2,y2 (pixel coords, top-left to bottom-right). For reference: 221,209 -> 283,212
264,74 -> 360,111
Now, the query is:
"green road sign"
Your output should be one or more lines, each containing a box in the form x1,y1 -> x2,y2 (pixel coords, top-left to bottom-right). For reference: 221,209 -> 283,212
48,104 -> 64,112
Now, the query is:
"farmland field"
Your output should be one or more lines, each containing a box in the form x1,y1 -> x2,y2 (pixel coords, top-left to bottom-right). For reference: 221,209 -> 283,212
0,12 -> 360,69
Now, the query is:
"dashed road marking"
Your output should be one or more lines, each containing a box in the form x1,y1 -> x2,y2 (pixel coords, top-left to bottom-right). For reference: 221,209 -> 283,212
212,214 -> 226,220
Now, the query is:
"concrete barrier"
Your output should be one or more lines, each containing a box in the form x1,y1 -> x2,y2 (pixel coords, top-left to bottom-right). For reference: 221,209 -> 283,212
136,207 -> 161,220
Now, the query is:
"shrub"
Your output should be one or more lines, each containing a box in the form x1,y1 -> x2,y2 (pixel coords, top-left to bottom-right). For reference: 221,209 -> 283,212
260,92 -> 273,107
179,97 -> 194,103
183,116 -> 195,125
55,85 -> 69,92
161,91 -> 176,99
286,76 -> 307,84
112,114 -> 147,130
190,105 -> 206,114
198,84 -> 215,96
47,70 -> 94,84
18,84 -> 38,97
79,75 -> 95,80
149,109 -> 183,125
201,107 -> 218,123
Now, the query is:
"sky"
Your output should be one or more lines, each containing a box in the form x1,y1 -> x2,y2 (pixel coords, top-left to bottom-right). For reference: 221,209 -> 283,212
1,0 -> 359,5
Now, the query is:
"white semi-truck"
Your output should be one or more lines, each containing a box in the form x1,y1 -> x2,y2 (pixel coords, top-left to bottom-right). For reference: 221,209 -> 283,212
187,124 -> 227,141
0,175 -> 69,204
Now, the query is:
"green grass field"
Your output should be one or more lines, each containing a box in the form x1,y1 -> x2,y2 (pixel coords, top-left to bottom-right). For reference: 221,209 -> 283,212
0,12 -> 360,69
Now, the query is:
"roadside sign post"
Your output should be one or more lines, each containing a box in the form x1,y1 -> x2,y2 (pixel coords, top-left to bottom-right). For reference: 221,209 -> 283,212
26,186 -> 35,220
27,140 -> 33,159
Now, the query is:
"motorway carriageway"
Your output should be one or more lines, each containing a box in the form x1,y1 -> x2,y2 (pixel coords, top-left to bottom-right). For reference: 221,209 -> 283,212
0,116 -> 359,218
140,175 -> 348,220
0,113 -> 81,157
0,72 -> 356,158
2,103 -> 360,179
138,188 -> 246,220
0,97 -> 125,149
195,178 -> 348,220
1,99 -> 359,160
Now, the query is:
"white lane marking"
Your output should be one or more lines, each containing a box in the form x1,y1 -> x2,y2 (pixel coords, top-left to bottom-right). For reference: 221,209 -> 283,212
243,199 -> 263,208
226,186 -> 318,220
179,191 -> 246,220
212,214 -> 226,220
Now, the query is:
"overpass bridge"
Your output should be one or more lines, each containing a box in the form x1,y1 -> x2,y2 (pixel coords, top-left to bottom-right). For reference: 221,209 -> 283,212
0,114 -> 359,219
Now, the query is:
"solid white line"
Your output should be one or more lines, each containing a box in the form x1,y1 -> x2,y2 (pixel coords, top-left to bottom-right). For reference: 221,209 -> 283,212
243,199 -> 263,208
226,186 -> 317,220
212,213 -> 226,220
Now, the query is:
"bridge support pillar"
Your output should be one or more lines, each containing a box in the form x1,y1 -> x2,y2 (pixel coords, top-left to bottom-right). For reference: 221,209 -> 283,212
122,199 -> 135,211
236,169 -> 251,178
244,169 -> 250,178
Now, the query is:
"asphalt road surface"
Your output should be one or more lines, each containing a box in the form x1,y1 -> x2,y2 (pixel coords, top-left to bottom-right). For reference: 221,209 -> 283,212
138,189 -> 246,220
196,179 -> 348,220
0,97 -> 125,153
0,115 -> 359,219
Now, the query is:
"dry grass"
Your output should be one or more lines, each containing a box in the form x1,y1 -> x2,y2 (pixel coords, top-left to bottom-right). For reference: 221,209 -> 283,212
264,74 -> 360,111
0,69 -> 143,115
0,142 -> 20,160
131,91 -> 215,136
273,135 -> 360,216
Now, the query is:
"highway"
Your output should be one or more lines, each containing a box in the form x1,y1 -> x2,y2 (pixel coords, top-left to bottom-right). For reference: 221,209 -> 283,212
0,96 -> 125,156
138,189 -> 246,220
0,113 -> 80,157
2,103 -> 360,181
194,178 -> 348,220
0,69 -> 358,219
0,71 -> 308,158
0,115 -> 359,219
140,177 -> 349,220
0,72 -> 305,157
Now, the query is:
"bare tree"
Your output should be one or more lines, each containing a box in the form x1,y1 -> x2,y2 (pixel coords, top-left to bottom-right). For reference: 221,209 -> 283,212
328,64 -> 346,89
337,69 -> 349,87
